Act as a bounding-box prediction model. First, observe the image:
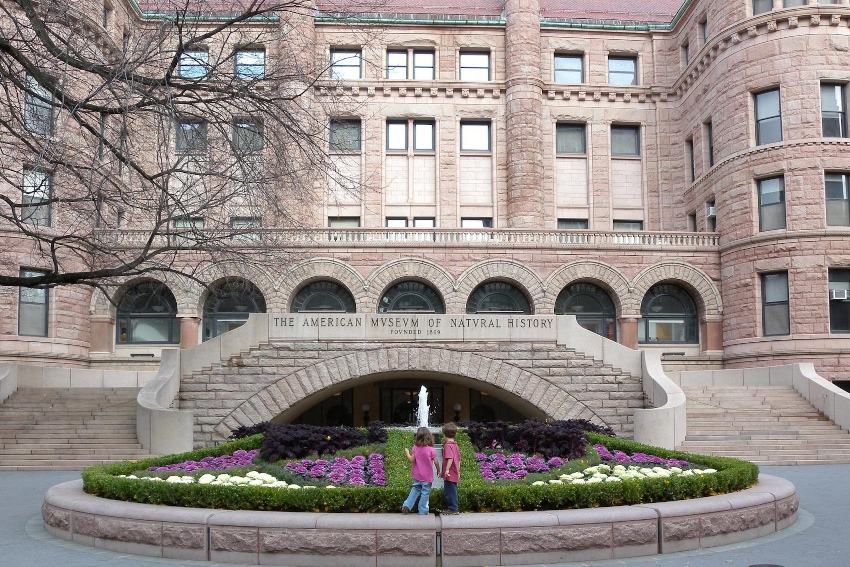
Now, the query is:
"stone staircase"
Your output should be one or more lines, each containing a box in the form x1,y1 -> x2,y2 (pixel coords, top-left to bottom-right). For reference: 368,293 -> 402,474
0,388 -> 152,471
677,386 -> 850,465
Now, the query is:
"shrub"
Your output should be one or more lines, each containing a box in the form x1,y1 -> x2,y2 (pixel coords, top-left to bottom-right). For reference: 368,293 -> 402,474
461,419 -> 614,460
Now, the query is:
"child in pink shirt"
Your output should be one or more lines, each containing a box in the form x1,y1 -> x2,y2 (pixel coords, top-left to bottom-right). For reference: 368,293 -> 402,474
401,427 -> 440,515
440,422 -> 461,514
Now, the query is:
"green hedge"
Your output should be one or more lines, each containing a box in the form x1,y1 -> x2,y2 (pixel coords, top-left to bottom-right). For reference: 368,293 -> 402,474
82,430 -> 759,513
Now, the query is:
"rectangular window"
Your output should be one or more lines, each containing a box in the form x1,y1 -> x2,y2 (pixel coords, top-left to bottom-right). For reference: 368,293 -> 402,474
176,121 -> 207,152
821,83 -> 847,138
386,121 -> 407,151
459,52 -> 490,82
461,218 -> 492,228
460,121 -> 491,152
235,49 -> 265,79
413,217 -> 435,228
22,169 -> 51,226
783,0 -> 807,6
611,125 -> 640,156
172,217 -> 205,242
558,218 -> 588,229
705,121 -> 715,167
699,19 -> 708,45
18,269 -> 48,337
229,216 -> 261,241
682,42 -> 690,66
688,212 -> 697,232
613,220 -> 643,231
330,49 -> 362,80
762,272 -> 790,336
178,50 -> 208,79
232,120 -> 263,152
554,54 -> 583,84
829,269 -> 850,333
329,119 -> 361,151
386,119 -> 435,152
556,123 -> 586,154
755,88 -> 782,145
608,56 -> 637,86
328,216 -> 360,228
707,200 -> 717,232
386,50 -> 435,80
825,172 -> 850,226
753,0 -> 773,14
686,138 -> 695,183
758,176 -> 786,231
386,217 -> 408,228
24,75 -> 53,136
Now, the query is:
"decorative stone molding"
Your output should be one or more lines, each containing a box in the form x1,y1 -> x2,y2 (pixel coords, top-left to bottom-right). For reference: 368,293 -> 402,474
542,260 -> 631,313
629,261 -> 722,317
364,258 -> 456,310
455,260 -> 545,313
189,262 -> 277,313
277,258 -> 367,312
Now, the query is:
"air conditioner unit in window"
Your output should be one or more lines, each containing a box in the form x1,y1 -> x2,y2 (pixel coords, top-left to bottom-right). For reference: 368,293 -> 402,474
830,289 -> 849,301
706,206 -> 717,218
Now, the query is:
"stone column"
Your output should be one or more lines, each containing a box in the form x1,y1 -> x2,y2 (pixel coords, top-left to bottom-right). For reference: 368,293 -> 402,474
504,0 -> 544,228
89,315 -> 115,354
618,316 -> 640,350
179,316 -> 201,350
702,315 -> 723,353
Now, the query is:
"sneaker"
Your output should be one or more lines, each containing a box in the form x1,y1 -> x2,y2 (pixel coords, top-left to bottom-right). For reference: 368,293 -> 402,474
401,506 -> 410,515
443,509 -> 459,515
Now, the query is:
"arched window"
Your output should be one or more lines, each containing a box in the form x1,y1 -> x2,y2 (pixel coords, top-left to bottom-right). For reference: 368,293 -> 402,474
116,281 -> 180,344
555,282 -> 617,340
639,283 -> 698,344
466,281 -> 532,314
290,281 -> 356,312
202,279 -> 266,341
379,281 -> 445,313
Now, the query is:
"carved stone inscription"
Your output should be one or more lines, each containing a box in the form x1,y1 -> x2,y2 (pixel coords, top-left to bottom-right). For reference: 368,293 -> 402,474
270,314 -> 557,342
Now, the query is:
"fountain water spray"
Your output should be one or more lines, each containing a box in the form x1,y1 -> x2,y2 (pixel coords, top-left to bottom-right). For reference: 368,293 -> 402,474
416,385 -> 429,428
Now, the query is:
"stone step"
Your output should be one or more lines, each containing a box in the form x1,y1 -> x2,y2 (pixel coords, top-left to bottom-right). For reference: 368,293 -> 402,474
0,447 -> 146,455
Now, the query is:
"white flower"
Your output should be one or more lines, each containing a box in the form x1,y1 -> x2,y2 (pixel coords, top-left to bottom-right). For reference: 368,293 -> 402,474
532,481 -> 545,486
246,471 -> 260,478
570,472 -> 585,479
605,476 -> 621,482
326,485 -> 336,489
559,474 -> 571,480
669,467 -> 682,474
217,474 -> 231,482
198,474 -> 216,484
165,476 -> 183,483
248,479 -> 264,486
288,484 -> 301,489
586,477 -> 602,484
703,468 -> 717,474
548,479 -> 563,485
571,479 -> 586,485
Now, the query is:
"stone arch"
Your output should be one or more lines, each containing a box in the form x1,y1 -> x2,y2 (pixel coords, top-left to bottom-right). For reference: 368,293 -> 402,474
542,260 -> 631,314
89,275 -> 185,317
189,262 -> 277,315
630,261 -> 722,317
455,260 -> 544,314
278,258 -> 367,312
365,259 -> 456,313
213,347 -> 607,439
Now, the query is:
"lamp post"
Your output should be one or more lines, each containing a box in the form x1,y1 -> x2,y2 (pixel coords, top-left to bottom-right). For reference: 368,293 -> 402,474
453,403 -> 461,423
362,403 -> 370,425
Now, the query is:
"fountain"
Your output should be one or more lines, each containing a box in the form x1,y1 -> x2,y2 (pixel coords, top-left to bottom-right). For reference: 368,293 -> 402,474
416,385 -> 429,428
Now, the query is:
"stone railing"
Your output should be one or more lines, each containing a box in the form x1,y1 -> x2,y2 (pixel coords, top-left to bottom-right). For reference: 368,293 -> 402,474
95,228 -> 720,249
137,349 -> 194,455
0,363 -> 18,405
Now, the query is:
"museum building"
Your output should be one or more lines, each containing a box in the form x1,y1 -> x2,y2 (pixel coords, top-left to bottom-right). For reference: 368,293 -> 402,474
3,0 -> 850,436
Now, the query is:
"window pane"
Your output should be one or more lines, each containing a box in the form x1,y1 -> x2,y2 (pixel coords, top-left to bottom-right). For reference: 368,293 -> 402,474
613,220 -> 643,231
330,120 -> 361,151
413,122 -> 434,151
179,50 -> 208,79
18,269 -> 48,337
826,173 -> 850,226
822,84 -> 844,112
822,84 -> 846,137
754,0 -> 773,13
176,122 -> 207,151
461,218 -> 492,228
328,216 -> 360,228
461,123 -> 490,151
330,50 -> 361,80
611,126 -> 640,155
608,57 -> 636,85
556,124 -> 586,154
759,177 -> 784,205
387,121 -> 407,150
756,89 -> 781,118
757,116 -> 782,145
756,89 -> 782,144
386,217 -> 407,228
759,178 -> 786,231
235,50 -> 265,79
22,170 -> 50,226
387,51 -> 407,79
554,55 -> 582,83
413,51 -> 435,80
459,53 -> 489,81
558,219 -> 588,229
233,121 -> 263,151
784,0 -> 807,6
413,217 -> 435,227
24,75 -> 53,135
131,318 -> 171,342
764,272 -> 789,302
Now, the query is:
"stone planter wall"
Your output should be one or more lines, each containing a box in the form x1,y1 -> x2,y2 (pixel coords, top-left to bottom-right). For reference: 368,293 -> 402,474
42,474 -> 798,566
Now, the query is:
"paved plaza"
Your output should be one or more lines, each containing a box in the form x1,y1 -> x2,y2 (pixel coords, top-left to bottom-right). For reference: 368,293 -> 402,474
0,465 -> 845,567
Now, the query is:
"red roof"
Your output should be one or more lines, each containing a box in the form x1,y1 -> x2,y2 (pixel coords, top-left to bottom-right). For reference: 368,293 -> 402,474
135,0 -> 686,24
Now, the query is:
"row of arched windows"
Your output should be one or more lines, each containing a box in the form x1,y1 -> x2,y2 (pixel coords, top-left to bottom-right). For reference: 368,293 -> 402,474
115,279 -> 699,345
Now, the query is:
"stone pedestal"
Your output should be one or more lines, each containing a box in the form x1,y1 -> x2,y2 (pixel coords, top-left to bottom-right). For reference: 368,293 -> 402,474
179,316 -> 201,349
702,316 -> 723,353
89,315 -> 115,354
618,317 -> 639,349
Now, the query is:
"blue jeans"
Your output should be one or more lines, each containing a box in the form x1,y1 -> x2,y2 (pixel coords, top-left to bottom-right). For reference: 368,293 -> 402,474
444,480 -> 458,511
403,479 -> 432,514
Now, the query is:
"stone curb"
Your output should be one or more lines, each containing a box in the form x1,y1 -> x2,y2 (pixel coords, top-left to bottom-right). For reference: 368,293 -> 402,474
41,473 -> 797,567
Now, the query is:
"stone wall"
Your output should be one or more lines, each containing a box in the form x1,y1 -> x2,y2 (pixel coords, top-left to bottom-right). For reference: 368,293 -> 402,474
179,340 -> 645,447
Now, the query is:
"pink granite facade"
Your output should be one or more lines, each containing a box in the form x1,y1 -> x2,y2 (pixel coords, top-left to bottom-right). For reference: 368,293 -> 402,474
3,0 -> 850,396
